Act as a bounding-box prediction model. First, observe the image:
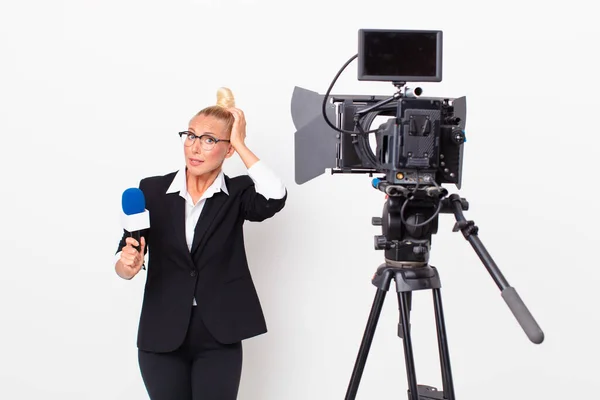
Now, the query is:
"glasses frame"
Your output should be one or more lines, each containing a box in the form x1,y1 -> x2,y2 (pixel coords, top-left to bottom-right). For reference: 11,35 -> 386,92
178,131 -> 230,151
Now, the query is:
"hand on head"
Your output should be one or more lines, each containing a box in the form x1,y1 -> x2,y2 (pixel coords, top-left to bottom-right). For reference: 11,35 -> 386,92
227,107 -> 246,150
215,87 -> 247,150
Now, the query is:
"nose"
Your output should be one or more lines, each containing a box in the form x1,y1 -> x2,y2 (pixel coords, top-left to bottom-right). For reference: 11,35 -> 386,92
191,137 -> 203,153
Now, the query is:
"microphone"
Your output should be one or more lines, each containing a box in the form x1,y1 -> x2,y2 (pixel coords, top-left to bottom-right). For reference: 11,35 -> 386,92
121,188 -> 150,253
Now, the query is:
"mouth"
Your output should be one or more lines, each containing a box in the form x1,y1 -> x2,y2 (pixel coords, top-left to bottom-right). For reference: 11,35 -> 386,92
189,158 -> 204,166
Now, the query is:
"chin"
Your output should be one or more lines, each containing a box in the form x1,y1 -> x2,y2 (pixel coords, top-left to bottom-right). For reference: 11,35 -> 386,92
187,162 -> 217,176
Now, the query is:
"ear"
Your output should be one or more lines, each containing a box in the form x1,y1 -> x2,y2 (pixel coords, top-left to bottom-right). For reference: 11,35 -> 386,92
224,144 -> 235,159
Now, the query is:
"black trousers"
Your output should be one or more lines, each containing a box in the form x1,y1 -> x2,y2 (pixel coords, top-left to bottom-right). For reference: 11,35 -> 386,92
138,307 -> 243,400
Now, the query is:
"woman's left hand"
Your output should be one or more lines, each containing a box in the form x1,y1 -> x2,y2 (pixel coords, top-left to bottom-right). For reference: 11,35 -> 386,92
228,107 -> 247,150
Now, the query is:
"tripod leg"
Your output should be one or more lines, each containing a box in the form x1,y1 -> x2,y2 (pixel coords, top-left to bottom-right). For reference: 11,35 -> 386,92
398,292 -> 412,339
432,288 -> 456,400
398,291 -> 420,400
345,288 -> 387,400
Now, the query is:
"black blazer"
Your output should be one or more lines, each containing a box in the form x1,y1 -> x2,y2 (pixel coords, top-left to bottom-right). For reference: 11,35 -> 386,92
116,171 -> 287,353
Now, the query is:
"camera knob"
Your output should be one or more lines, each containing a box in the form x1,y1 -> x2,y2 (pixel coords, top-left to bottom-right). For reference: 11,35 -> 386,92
374,235 -> 388,250
372,217 -> 382,226
452,129 -> 466,144
413,245 -> 427,255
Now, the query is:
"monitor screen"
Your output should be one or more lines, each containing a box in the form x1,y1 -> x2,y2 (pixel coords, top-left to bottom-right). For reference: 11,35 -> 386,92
358,29 -> 443,82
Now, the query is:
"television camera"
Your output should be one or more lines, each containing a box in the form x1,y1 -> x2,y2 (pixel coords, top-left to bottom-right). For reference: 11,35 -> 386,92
291,29 -> 544,400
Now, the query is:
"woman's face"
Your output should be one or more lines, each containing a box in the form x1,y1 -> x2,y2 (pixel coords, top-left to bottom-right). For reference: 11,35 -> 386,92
184,114 -> 234,177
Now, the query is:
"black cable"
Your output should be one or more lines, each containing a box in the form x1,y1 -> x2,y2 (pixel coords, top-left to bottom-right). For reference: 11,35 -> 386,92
400,195 -> 444,228
320,54 -> 379,136
399,171 -> 445,228
355,120 -> 379,169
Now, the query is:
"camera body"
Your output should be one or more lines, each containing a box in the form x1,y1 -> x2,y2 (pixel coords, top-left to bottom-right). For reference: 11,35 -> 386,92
291,28 -> 467,190
336,92 -> 466,189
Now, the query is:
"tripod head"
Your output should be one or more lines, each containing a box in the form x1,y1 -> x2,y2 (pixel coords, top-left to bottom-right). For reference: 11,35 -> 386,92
371,178 -> 468,268
370,177 -> 544,345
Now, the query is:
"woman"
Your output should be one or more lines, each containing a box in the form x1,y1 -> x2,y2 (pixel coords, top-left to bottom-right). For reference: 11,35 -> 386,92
114,87 -> 287,399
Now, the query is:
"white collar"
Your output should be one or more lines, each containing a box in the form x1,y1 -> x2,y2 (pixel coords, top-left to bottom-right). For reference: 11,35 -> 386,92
166,168 -> 229,201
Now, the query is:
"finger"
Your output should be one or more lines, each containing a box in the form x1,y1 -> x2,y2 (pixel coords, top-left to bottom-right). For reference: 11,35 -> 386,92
121,257 -> 134,267
124,259 -> 138,270
122,249 -> 136,258
125,237 -> 139,247
121,254 -> 135,265
126,237 -> 139,248
123,247 -> 138,256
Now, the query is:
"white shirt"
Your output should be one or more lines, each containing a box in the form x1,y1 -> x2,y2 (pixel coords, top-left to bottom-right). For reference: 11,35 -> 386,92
167,160 -> 286,251
116,160 -> 286,306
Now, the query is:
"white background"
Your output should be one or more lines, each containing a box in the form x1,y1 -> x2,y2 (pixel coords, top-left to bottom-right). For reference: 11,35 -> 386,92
1,0 -> 598,399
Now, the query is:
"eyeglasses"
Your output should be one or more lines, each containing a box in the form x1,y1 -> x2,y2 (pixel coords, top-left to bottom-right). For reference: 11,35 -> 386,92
178,131 -> 230,151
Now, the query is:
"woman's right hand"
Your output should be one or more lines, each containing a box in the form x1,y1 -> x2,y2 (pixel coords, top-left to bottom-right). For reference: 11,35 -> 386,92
117,237 -> 146,279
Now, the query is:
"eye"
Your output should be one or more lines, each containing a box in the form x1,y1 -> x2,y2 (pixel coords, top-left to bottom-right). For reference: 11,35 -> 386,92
187,133 -> 198,141
203,136 -> 216,144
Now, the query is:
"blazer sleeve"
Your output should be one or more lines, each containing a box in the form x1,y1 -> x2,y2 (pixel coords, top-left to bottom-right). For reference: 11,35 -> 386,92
240,178 -> 287,222
115,178 -> 151,256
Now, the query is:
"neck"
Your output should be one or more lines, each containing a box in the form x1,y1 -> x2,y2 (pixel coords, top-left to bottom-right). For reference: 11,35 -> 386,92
186,167 -> 221,196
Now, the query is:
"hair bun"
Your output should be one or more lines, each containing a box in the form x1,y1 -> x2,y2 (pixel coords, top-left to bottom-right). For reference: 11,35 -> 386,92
216,87 -> 235,108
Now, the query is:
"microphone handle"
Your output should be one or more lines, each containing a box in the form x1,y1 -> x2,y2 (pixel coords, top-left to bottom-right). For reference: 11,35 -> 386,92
129,230 -> 141,252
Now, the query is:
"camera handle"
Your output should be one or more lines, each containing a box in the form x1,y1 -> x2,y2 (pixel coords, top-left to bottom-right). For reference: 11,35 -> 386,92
354,82 -> 423,120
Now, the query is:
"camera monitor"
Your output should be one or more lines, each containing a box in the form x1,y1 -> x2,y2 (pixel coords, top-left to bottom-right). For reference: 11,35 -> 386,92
357,29 -> 443,82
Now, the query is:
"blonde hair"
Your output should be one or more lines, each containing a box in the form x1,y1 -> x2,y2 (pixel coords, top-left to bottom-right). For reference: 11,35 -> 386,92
193,87 -> 236,135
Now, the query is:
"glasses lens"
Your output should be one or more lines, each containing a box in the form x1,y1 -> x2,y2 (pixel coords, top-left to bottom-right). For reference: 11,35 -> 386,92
180,133 -> 218,150
180,132 -> 193,146
200,136 -> 216,151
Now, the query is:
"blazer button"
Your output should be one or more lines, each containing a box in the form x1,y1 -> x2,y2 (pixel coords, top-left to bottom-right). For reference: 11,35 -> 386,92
190,270 -> 197,277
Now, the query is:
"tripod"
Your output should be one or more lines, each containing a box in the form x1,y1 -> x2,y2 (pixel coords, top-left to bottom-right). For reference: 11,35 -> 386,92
344,188 -> 544,400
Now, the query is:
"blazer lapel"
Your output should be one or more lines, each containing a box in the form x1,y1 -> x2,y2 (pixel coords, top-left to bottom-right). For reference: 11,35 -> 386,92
167,193 -> 194,264
190,191 -> 228,256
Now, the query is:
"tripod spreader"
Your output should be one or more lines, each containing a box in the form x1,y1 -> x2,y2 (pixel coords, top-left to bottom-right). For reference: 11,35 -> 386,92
446,194 -> 545,345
